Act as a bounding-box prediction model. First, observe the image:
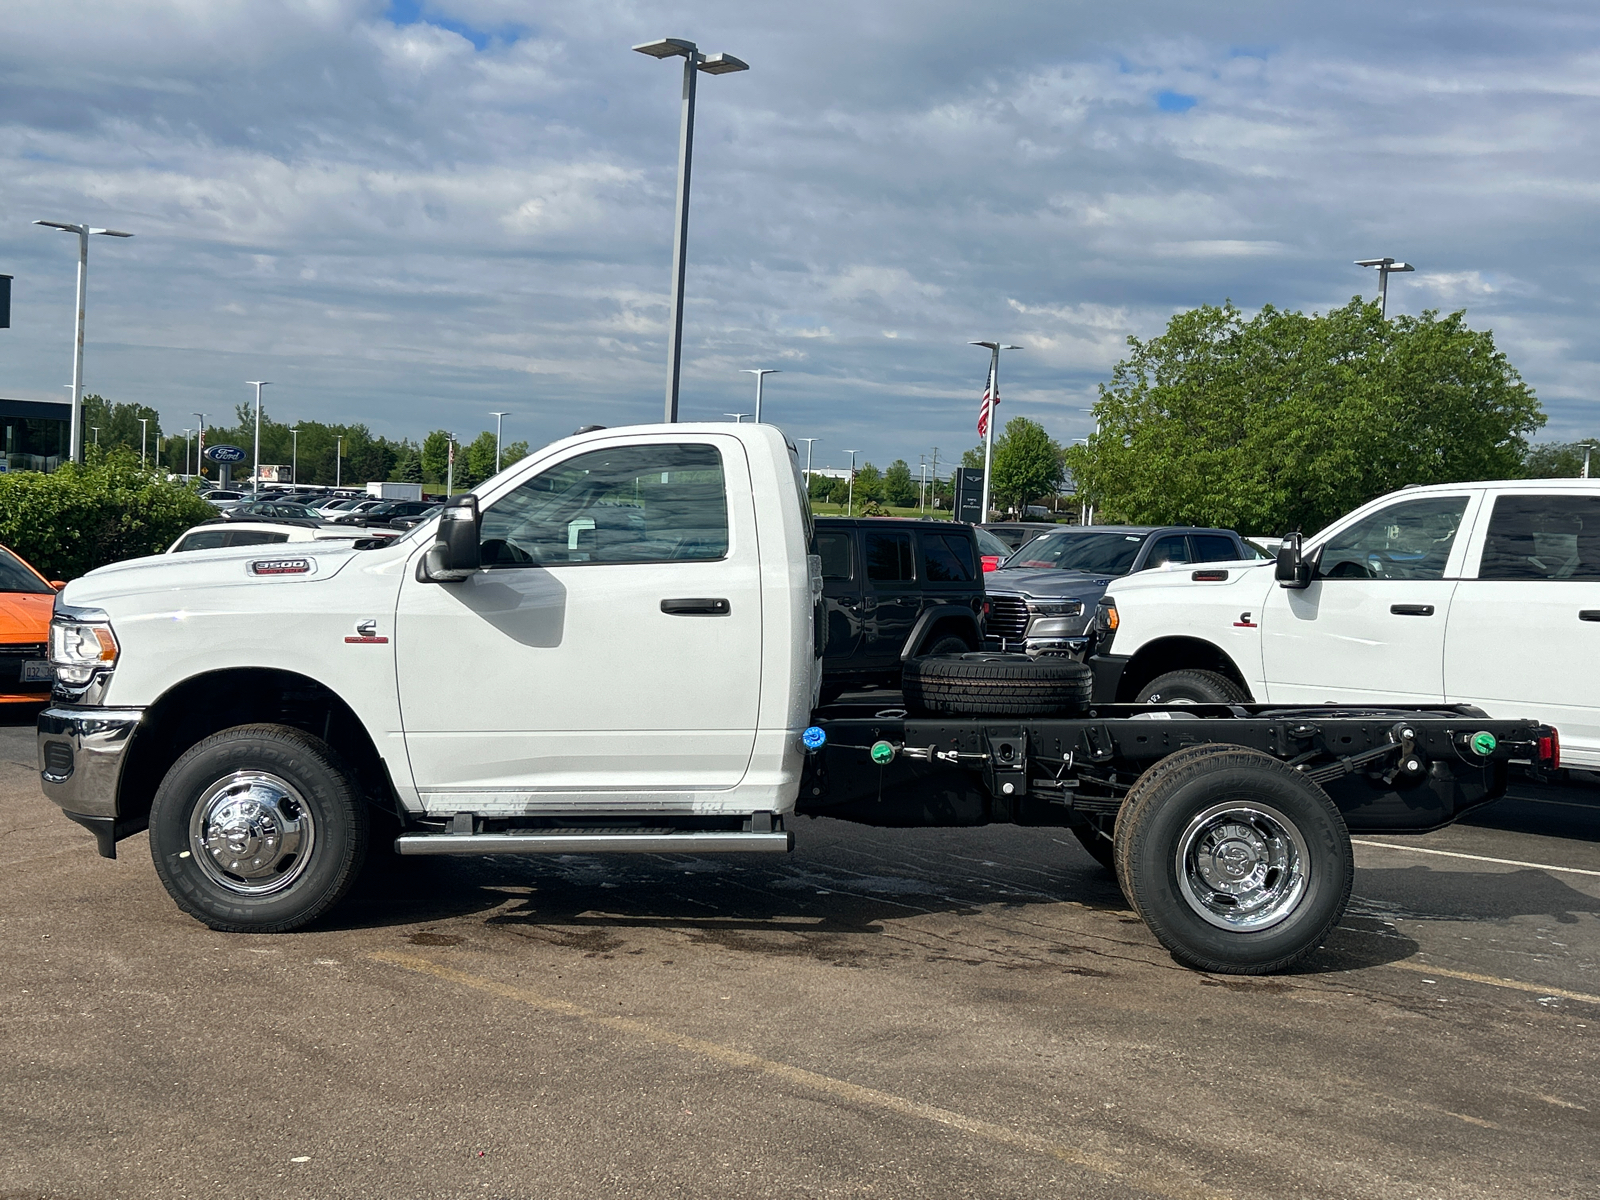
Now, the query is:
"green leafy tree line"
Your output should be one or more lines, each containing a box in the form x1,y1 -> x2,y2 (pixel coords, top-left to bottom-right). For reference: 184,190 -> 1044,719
961,417 -> 1067,514
1063,298 -> 1547,535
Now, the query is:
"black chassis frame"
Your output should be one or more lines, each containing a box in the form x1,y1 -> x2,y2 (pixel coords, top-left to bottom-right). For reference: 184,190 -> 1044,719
797,702 -> 1555,835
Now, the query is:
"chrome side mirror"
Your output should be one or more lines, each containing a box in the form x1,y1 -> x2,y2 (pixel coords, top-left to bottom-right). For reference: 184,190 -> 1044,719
418,495 -> 481,583
1275,532 -> 1311,589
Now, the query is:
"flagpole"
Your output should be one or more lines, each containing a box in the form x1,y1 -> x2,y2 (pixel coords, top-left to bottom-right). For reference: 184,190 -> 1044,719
979,347 -> 998,521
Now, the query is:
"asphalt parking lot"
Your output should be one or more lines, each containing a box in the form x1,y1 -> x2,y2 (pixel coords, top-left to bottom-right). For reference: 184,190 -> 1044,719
3,706 -> 1597,1200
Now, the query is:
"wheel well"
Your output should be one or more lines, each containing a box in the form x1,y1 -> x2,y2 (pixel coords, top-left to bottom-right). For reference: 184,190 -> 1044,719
916,614 -> 979,654
1118,638 -> 1253,702
118,668 -> 402,830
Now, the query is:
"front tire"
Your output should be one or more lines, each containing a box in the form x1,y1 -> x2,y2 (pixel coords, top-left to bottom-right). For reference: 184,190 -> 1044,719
1135,668 -> 1248,705
149,724 -> 369,933
1113,745 -> 1352,974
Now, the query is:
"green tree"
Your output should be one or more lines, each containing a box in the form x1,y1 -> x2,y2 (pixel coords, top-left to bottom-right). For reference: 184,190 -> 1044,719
81,394 -> 162,457
827,477 -> 849,505
883,459 -> 917,506
853,463 -> 884,505
392,447 -> 424,483
421,431 -> 455,484
1523,439 -> 1599,478
461,431 -> 499,487
990,417 -> 1064,513
1063,299 -> 1545,535
0,448 -> 214,579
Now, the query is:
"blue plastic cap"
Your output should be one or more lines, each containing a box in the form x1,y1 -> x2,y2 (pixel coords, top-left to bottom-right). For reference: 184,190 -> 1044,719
801,725 -> 827,751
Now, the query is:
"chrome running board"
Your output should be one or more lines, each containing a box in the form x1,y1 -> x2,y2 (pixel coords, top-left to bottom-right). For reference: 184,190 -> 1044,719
393,830 -> 794,857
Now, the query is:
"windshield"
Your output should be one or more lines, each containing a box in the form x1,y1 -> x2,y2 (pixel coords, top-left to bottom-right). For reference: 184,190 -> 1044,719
1004,531 -> 1145,575
0,546 -> 52,594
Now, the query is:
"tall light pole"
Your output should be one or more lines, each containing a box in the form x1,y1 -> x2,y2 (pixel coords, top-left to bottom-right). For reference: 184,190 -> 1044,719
193,413 -> 206,481
970,341 -> 1021,522
633,37 -> 749,423
446,436 -> 455,497
335,435 -> 343,488
34,220 -> 133,463
91,427 -> 100,446
248,381 -> 270,494
723,412 -> 748,423
289,427 -> 300,485
797,437 -> 819,487
844,449 -> 859,516
741,369 -> 779,423
182,429 -> 193,478
1355,257 -> 1414,318
490,411 -> 509,472
138,417 -> 148,466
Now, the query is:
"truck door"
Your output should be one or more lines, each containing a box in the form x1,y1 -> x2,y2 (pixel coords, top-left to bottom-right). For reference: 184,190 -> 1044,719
860,527 -> 919,667
1259,493 -> 1475,704
1446,490 -> 1600,767
393,434 -> 763,804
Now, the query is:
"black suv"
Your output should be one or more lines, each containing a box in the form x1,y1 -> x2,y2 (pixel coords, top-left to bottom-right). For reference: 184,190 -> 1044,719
814,518 -> 986,700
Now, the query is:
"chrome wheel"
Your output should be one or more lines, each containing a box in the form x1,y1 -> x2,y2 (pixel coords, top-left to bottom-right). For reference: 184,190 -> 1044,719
1174,800 -> 1308,931
188,771 -> 316,897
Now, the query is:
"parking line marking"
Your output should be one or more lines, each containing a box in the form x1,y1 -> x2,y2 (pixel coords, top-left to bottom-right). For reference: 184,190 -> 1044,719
1351,839 -> 1600,878
368,950 -> 1230,1200
1387,960 -> 1600,1007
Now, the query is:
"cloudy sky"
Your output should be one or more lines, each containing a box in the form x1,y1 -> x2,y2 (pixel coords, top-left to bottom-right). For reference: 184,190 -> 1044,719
2,0 -> 1598,470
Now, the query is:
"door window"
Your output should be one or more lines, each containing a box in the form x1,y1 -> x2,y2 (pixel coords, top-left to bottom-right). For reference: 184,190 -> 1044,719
1319,497 -> 1468,581
1192,534 -> 1240,562
863,531 -> 915,583
816,531 -> 854,580
1479,495 -> 1600,580
921,532 -> 976,582
478,444 -> 728,566
1145,535 -> 1191,567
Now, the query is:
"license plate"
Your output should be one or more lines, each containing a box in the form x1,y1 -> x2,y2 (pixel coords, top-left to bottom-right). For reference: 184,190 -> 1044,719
21,660 -> 53,683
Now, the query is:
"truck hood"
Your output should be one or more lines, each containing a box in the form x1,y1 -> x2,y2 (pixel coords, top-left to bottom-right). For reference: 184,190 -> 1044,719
986,567 -> 1117,598
1105,558 -> 1274,595
61,542 -> 365,611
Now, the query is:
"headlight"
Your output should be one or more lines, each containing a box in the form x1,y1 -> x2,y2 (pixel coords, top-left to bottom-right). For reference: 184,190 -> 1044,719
1025,599 -> 1084,618
1094,598 -> 1119,634
50,618 -> 119,685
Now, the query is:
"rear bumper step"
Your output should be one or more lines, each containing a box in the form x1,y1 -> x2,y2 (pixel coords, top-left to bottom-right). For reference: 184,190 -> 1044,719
393,831 -> 794,857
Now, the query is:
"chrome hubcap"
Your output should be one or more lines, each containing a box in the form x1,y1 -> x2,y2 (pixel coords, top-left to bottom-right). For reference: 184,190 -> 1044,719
189,771 -> 315,896
1175,801 -> 1307,931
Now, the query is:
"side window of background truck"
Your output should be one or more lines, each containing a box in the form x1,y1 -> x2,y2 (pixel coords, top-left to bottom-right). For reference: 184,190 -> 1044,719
1319,497 -> 1468,581
1479,495 -> 1600,580
477,444 -> 729,566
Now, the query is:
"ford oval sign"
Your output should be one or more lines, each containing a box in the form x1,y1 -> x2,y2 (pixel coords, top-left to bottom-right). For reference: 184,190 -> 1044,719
203,444 -> 246,463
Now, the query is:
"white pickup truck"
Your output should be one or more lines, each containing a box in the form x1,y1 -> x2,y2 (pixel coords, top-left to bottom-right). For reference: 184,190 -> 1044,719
36,426 -> 1559,974
1089,478 -> 1600,767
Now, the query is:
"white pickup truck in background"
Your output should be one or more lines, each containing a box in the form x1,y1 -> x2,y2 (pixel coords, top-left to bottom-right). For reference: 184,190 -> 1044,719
1090,478 -> 1600,767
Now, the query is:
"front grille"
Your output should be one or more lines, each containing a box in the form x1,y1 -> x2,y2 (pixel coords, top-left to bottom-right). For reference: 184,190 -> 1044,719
987,596 -> 1030,641
0,643 -> 50,692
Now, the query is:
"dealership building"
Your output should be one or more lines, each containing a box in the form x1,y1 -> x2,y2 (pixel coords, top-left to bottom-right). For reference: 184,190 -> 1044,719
0,398 -> 71,473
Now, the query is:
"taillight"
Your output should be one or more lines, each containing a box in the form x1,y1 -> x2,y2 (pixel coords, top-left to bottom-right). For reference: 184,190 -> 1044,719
1539,729 -> 1561,769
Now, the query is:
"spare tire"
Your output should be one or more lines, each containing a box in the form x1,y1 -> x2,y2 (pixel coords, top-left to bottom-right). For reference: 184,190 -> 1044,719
903,652 -> 1092,717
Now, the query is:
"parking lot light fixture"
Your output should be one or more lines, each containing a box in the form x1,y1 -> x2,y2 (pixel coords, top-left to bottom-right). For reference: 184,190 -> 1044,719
336,435 -> 343,489
797,437 -> 819,486
633,37 -> 749,422
490,411 -> 509,472
34,219 -> 133,463
289,427 -> 300,485
723,412 -> 748,423
139,417 -> 148,466
1355,257 -> 1414,318
248,381 -> 270,494
182,429 -> 193,478
741,369 -> 779,423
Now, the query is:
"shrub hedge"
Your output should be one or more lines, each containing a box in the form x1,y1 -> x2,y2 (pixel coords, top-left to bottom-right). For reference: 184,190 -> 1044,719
0,450 -> 216,581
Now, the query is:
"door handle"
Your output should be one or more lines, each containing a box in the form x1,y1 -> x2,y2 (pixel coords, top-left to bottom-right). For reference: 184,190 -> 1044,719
1390,604 -> 1435,616
660,598 -> 731,616
836,596 -> 859,609
1580,610 -> 1600,622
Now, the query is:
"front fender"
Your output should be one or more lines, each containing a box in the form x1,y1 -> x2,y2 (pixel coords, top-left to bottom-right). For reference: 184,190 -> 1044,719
900,605 -> 982,662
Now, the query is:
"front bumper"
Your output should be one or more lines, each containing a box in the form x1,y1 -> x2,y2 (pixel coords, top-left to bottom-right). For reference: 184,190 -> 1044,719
37,706 -> 145,858
983,634 -> 1092,659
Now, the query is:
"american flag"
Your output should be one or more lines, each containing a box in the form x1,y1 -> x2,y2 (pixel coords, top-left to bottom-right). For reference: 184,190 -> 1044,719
976,371 -> 998,437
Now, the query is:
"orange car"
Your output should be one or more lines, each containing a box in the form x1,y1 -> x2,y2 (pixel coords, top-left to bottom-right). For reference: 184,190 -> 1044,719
0,544 -> 63,702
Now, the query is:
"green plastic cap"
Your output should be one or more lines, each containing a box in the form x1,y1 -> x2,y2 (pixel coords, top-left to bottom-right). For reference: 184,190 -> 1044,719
1470,731 -> 1497,757
870,740 -> 896,765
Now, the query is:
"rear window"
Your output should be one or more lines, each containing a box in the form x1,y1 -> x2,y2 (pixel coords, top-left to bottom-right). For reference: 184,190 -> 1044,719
174,530 -> 230,552
864,531 -> 916,582
229,531 -> 291,547
816,531 -> 854,580
1479,494 -> 1600,580
921,532 -> 977,582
